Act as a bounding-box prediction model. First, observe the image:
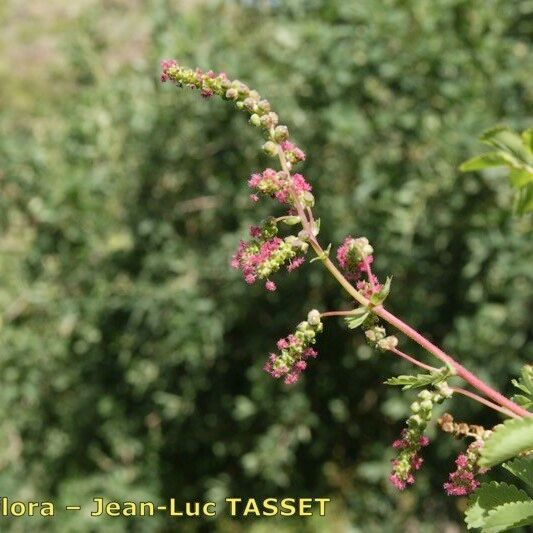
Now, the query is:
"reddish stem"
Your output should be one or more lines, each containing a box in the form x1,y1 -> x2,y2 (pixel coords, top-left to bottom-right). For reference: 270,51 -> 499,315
390,347 -> 437,372
375,306 -> 532,418
451,387 -> 519,419
362,256 -> 376,292
277,146 -> 531,419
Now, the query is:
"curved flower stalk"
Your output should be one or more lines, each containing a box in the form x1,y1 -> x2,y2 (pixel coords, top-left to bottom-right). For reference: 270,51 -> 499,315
160,61 -> 531,494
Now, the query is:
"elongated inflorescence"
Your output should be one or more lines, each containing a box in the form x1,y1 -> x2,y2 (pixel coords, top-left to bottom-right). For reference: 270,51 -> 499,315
161,61 -> 529,503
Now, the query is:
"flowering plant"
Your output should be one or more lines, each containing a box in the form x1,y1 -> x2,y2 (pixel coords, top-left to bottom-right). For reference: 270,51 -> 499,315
161,61 -> 533,530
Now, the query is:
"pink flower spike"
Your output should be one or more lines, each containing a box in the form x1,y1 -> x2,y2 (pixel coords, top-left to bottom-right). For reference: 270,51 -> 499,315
389,474 -> 406,491
419,436 -> 430,447
249,225 -> 261,238
277,338 -> 289,350
265,280 -> 277,291
287,257 -> 305,272
455,454 -> 468,468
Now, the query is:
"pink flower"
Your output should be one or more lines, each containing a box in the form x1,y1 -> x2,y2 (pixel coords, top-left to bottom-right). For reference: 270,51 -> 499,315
287,257 -> 305,272
389,430 -> 429,491
265,280 -> 277,291
419,436 -> 430,447
444,449 -> 482,496
160,59 -> 178,82
389,474 -> 406,491
249,225 -> 262,238
264,316 -> 322,384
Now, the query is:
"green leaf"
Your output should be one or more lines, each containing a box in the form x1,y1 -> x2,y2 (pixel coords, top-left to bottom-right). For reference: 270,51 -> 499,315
461,127 -> 533,215
370,276 -> 392,305
344,307 -> 369,329
514,183 -> 533,214
480,126 -> 533,167
466,481 -> 530,530
459,153 -> 508,171
509,168 -> 533,188
483,500 -> 533,532
479,417 -> 533,468
522,129 -> 533,152
384,366 -> 451,390
503,457 -> 533,489
511,365 -> 533,409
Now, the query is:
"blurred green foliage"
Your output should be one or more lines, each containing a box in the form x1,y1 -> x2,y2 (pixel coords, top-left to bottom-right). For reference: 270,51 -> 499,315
0,0 -> 531,531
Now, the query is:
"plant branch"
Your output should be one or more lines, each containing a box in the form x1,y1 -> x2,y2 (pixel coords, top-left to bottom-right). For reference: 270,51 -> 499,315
276,147 -> 531,419
451,387 -> 520,419
390,347 -> 438,372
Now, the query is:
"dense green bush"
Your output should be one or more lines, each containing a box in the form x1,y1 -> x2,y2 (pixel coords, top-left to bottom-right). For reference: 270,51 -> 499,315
0,0 -> 531,530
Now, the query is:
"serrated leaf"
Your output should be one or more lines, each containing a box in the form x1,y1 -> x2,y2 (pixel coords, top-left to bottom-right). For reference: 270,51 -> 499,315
465,481 -> 530,530
483,500 -> 533,532
511,366 -> 533,409
370,276 -> 392,305
512,394 -> 533,409
384,366 -> 451,390
480,126 -> 533,167
503,457 -> 533,489
479,418 -> 533,468
344,307 -> 369,329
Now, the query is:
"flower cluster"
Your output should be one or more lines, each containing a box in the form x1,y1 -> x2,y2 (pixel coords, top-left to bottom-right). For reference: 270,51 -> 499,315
443,441 -> 486,496
263,310 -> 323,384
248,168 -> 312,205
336,237 -> 382,297
390,383 -> 453,490
364,325 -> 399,352
160,61 -> 306,169
161,60 -> 312,293
280,140 -> 306,165
437,413 -> 490,496
231,219 -> 308,290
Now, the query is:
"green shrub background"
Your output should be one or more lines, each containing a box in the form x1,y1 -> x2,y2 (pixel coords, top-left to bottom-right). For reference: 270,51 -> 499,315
0,0 -> 531,531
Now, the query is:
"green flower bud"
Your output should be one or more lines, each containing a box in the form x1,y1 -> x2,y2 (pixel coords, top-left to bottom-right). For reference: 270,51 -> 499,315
257,99 -> 271,113
420,400 -> 433,411
410,402 -> 421,413
302,191 -> 315,207
225,88 -> 239,100
307,309 -> 321,326
262,141 -> 278,157
418,390 -> 432,401
273,125 -> 289,142
409,415 -> 424,427
249,114 -> 261,127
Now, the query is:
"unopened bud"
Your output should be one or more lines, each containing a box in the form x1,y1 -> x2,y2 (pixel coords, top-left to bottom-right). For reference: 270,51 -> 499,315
249,114 -> 261,127
377,335 -> 398,351
273,125 -> 289,142
257,99 -> 271,113
260,112 -> 279,129
225,88 -> 238,100
307,309 -> 321,326
302,191 -> 315,207
420,400 -> 433,411
262,141 -> 278,157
